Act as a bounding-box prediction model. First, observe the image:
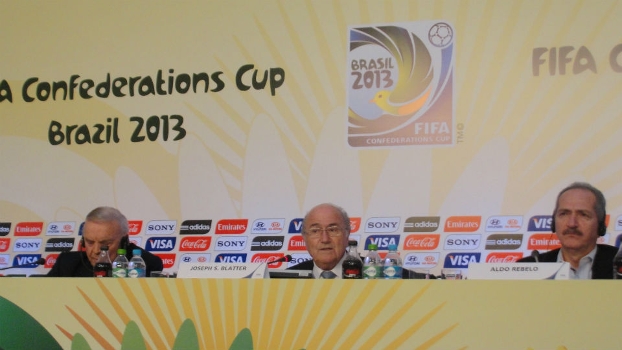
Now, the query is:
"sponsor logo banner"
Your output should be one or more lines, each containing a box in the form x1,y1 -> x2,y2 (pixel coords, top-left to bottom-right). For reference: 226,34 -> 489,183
251,219 -> 285,234
527,215 -> 552,232
485,234 -> 523,250
402,234 -> 440,250
485,216 -> 523,232
364,235 -> 401,250
404,216 -> 440,232
146,220 -> 177,235
527,233 -> 560,250
45,238 -> 75,252
0,254 -> 10,268
215,219 -> 248,234
180,253 -> 211,264
250,236 -> 284,251
179,220 -> 212,235
349,218 -> 362,233
485,252 -> 523,263
288,218 -> 303,233
365,217 -> 400,233
287,253 -> 312,268
12,254 -> 43,267
0,223 -> 11,236
288,235 -> 307,251
443,252 -> 481,268
214,253 -> 247,263
128,220 -> 143,235
403,252 -> 440,268
251,253 -> 285,268
179,237 -> 211,251
45,221 -> 75,236
214,236 -> 247,251
129,237 -> 143,247
14,222 -> 44,236
45,254 -> 59,268
14,238 -> 43,252
155,253 -> 177,268
146,237 -> 177,252
347,21 -> 455,147
443,234 -> 481,250
444,216 -> 481,232
0,238 -> 10,252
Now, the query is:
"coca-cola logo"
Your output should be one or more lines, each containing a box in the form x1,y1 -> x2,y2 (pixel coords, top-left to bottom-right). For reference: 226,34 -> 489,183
179,237 -> 211,251
0,238 -> 10,252
486,252 -> 523,263
128,221 -> 143,235
403,234 -> 440,250
252,253 -> 284,268
45,254 -> 59,268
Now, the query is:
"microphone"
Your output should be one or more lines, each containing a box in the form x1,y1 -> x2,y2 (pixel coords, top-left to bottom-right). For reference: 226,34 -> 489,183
267,255 -> 292,264
0,257 -> 46,271
530,250 -> 540,263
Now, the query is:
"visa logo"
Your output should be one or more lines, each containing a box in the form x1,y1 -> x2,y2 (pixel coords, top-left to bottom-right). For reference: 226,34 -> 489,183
288,218 -> 303,233
146,237 -> 177,251
443,253 -> 480,268
364,235 -> 400,250
13,254 -> 42,267
527,216 -> 552,232
215,253 -> 247,263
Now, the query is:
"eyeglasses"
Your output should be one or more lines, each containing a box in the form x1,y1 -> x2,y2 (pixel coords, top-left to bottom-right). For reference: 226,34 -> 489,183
305,225 -> 344,238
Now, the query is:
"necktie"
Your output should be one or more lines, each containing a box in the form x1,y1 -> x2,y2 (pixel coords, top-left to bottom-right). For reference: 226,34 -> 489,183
320,270 -> 337,279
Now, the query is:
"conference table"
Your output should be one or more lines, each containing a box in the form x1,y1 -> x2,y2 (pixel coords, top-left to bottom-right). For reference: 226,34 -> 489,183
0,277 -> 617,349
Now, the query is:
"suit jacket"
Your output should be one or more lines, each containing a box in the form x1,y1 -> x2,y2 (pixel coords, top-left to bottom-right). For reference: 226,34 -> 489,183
287,258 -> 435,279
47,243 -> 163,277
517,244 -> 618,279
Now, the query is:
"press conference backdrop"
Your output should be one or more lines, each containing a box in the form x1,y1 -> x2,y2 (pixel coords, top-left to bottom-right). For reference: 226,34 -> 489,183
2,1 -> 622,276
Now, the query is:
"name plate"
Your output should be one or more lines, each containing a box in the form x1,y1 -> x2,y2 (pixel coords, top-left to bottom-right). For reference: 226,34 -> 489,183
177,263 -> 269,279
467,262 -> 570,280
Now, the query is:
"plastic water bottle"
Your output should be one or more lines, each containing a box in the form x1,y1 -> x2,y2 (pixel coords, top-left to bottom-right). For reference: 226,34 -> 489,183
128,249 -> 146,278
363,243 -> 382,279
93,246 -> 112,277
383,244 -> 402,279
112,248 -> 129,278
342,240 -> 363,279
614,245 -> 622,279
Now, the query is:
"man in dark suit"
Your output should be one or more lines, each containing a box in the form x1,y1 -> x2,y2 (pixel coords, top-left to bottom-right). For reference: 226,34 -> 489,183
288,203 -> 433,279
518,182 -> 618,279
47,206 -> 162,277
287,203 -> 350,279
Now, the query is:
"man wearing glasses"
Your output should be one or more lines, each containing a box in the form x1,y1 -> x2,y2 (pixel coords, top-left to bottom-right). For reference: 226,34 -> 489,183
287,203 -> 351,279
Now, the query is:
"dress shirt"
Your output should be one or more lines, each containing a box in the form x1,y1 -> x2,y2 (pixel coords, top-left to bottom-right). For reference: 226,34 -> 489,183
557,246 -> 596,280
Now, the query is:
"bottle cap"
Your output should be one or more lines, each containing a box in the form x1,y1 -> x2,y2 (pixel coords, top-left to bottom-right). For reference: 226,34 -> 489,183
101,246 -> 109,251
348,240 -> 358,246
388,244 -> 397,251
117,248 -> 126,255
368,243 -> 378,250
133,249 -> 141,256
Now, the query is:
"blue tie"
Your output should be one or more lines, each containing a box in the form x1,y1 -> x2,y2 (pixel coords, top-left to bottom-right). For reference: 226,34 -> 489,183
320,270 -> 337,279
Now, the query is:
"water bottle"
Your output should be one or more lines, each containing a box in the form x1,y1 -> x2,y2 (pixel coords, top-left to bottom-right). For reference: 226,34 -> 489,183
363,243 -> 382,279
614,245 -> 622,279
383,244 -> 402,279
93,246 -> 112,277
112,248 -> 129,278
128,249 -> 146,278
342,240 -> 363,279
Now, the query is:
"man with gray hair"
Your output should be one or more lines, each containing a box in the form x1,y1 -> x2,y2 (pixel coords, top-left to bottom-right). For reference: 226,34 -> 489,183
48,206 -> 163,277
518,182 -> 618,279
